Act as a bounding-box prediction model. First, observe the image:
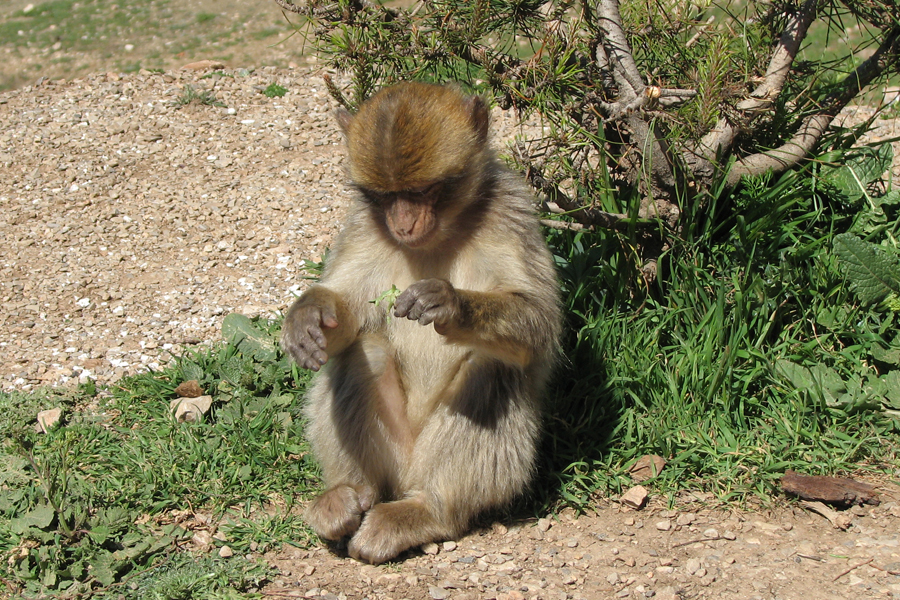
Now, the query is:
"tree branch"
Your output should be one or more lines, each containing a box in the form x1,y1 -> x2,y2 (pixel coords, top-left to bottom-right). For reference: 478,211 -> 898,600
596,0 -> 645,99
690,0 -> 822,173
526,164 -> 654,230
726,25 -> 900,186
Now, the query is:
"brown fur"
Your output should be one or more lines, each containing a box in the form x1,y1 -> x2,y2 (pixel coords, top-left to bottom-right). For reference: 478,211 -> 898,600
281,81 -> 561,564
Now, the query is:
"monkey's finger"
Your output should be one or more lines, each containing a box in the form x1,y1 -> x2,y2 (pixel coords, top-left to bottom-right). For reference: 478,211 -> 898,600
417,310 -> 437,327
320,307 -> 339,329
392,293 -> 415,317
305,324 -> 328,349
295,332 -> 328,364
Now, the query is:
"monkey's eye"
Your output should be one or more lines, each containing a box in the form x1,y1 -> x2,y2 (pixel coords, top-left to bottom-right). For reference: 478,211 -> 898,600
407,183 -> 440,198
358,188 -> 391,205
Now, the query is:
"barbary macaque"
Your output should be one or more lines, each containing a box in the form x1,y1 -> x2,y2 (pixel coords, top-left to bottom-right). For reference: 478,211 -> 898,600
281,81 -> 561,564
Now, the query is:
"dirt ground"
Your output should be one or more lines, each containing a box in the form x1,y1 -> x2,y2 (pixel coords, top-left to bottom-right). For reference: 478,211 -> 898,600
3,3 -> 900,599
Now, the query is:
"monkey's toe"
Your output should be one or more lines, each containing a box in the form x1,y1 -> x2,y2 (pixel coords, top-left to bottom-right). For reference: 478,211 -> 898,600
348,497 -> 446,564
305,484 -> 372,540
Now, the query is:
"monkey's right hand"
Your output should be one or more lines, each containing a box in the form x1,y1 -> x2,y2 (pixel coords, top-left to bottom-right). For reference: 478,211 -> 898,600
281,300 -> 339,371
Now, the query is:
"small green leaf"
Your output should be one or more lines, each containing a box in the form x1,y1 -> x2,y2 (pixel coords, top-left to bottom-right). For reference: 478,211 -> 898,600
180,359 -> 204,382
775,359 -> 814,390
819,144 -> 892,201
881,371 -> 900,410
371,285 -> 402,321
872,345 -> 900,365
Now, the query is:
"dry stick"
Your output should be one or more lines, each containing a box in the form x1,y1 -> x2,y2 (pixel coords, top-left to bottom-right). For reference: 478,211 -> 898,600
671,536 -> 728,549
833,557 -> 874,582
870,563 -> 900,576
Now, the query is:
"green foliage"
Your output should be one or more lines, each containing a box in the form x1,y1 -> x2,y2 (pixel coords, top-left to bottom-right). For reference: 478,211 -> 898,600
536,138 -> 900,510
370,285 -> 402,321
262,83 -> 288,98
123,554 -> 271,600
174,84 -> 226,108
0,316 -> 315,597
833,233 -> 900,306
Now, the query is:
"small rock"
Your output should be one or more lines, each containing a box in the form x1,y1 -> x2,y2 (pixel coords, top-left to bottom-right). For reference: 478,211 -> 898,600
192,530 -> 213,548
218,545 -> 234,558
656,586 -> 680,600
628,454 -> 667,482
537,518 -> 551,532
37,407 -> 63,433
443,540 -> 457,552
656,565 -> 675,574
723,530 -> 737,540
429,586 -> 450,600
675,513 -> 695,526
620,485 -> 648,509
685,558 -> 701,575
703,528 -> 719,539
422,542 -> 440,555
655,520 -> 672,531
171,396 -> 213,423
607,572 -> 620,585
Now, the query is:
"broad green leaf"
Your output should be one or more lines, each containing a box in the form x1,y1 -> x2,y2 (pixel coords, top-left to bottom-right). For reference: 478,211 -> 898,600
833,233 -> 900,305
180,359 -> 204,382
9,505 -> 55,534
872,345 -> 900,365
883,371 -> 900,410
819,143 -> 892,200
222,313 -> 279,361
775,359 -> 814,390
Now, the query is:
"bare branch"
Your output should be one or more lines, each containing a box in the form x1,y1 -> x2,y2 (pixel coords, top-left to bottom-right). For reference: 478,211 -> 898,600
597,0 -> 645,98
273,0 -> 307,13
739,0 -> 821,112
592,86 -> 697,120
727,25 -> 900,185
692,0 -> 822,170
526,165 -> 655,230
541,219 -> 587,231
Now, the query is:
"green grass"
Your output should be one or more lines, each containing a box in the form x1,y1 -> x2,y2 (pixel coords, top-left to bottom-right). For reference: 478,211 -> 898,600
0,317 -> 317,597
535,130 -> 900,509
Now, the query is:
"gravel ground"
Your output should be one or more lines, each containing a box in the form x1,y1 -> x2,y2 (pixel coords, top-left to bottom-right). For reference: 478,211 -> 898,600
3,66 -> 900,600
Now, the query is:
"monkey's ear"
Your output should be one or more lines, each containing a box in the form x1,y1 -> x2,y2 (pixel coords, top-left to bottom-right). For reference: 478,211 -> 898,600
335,107 -> 353,134
466,96 -> 489,146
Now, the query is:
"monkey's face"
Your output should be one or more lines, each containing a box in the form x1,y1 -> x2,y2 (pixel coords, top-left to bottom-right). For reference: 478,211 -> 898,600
359,183 -> 445,249
336,82 -> 491,250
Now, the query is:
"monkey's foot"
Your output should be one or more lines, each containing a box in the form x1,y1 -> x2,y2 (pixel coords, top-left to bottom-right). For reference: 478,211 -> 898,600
348,497 -> 449,564
305,484 -> 375,540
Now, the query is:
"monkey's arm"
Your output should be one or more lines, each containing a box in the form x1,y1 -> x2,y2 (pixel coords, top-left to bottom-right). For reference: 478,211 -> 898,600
393,279 -> 554,367
281,286 -> 360,371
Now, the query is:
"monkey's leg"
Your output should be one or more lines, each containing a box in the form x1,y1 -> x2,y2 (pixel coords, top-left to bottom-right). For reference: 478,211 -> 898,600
304,336 -> 412,541
349,361 -> 539,564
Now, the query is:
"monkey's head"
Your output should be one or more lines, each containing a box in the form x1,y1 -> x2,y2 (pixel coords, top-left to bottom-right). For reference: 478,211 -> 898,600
337,82 -> 490,250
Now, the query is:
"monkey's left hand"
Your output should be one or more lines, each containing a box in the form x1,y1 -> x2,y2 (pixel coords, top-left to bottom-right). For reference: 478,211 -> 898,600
394,279 -> 461,334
